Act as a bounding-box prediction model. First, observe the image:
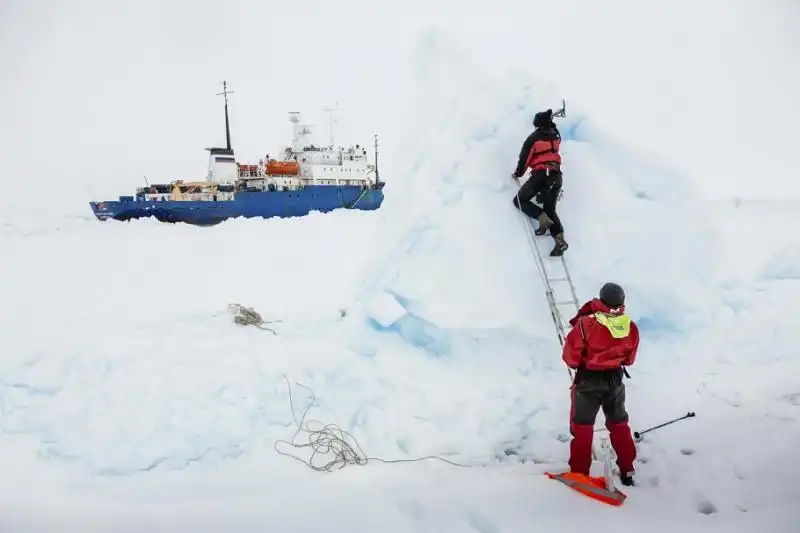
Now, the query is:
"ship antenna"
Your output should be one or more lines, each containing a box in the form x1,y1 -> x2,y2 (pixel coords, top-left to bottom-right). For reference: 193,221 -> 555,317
217,80 -> 235,152
322,102 -> 340,147
373,134 -> 380,184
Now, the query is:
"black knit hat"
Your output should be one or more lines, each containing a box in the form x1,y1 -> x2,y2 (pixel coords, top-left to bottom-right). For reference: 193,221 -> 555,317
599,282 -> 625,308
533,109 -> 554,128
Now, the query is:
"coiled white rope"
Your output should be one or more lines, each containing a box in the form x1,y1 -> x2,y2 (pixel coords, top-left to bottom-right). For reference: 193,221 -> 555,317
273,376 -> 471,472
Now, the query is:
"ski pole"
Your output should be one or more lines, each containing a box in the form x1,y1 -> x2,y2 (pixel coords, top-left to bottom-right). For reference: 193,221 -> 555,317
634,411 -> 695,442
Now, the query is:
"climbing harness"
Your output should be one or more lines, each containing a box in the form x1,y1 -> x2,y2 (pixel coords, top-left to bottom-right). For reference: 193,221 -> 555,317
535,188 -> 564,205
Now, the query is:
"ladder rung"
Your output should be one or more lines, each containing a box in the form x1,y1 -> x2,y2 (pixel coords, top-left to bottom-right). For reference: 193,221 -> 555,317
556,300 -> 578,306
548,277 -> 569,282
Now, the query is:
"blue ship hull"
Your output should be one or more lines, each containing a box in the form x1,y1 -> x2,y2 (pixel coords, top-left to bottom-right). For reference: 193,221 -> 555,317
89,184 -> 385,226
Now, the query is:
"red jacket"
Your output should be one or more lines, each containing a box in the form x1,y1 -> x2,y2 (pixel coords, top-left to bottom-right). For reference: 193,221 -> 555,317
562,298 -> 639,371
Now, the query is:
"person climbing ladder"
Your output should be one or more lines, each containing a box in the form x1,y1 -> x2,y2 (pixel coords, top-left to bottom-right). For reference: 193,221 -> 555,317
511,108 -> 568,257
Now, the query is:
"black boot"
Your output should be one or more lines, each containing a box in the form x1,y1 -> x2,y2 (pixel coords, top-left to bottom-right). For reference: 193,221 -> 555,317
550,233 -> 568,256
619,471 -> 635,486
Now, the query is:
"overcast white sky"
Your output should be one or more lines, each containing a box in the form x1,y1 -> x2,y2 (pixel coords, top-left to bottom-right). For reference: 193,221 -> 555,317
1,0 -> 798,208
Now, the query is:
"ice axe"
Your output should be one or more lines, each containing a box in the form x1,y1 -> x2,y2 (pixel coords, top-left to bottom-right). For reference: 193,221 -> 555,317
633,411 -> 695,442
551,98 -> 566,119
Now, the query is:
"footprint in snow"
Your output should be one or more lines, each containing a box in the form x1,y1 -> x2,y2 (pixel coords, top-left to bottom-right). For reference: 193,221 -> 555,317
693,493 -> 718,515
397,499 -> 426,520
696,500 -> 718,515
783,393 -> 800,406
465,511 -> 500,533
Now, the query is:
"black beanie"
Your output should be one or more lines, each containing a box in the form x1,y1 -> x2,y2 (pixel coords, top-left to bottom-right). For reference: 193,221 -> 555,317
533,109 -> 553,128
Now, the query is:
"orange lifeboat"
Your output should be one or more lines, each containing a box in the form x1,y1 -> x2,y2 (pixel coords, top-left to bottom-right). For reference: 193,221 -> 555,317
266,160 -> 300,175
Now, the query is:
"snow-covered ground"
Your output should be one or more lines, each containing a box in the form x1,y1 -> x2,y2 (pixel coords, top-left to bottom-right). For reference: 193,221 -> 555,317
2,30 -> 799,533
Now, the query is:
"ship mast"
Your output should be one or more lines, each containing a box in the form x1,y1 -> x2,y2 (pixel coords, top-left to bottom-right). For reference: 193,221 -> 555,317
217,80 -> 235,153
374,134 -> 380,184
323,102 -> 340,147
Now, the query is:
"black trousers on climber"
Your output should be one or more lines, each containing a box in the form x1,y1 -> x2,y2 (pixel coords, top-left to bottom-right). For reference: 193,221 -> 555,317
513,168 -> 564,234
513,167 -> 568,256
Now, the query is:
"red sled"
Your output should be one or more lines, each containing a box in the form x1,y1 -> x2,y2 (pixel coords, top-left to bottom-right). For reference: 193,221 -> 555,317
545,471 -> 627,506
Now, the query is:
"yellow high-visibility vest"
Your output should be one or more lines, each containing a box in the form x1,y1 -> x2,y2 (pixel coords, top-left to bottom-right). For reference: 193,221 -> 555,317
593,312 -> 631,339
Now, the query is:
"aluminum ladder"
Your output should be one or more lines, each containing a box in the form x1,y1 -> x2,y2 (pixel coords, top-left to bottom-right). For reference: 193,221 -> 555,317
535,235 -> 580,348
516,208 -> 614,467
515,208 -> 580,377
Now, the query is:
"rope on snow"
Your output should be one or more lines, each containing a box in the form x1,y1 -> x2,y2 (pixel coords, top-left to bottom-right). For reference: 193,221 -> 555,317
228,303 -> 281,334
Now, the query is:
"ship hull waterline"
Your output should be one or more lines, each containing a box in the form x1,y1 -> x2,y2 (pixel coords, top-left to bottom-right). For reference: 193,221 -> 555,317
89,185 -> 385,226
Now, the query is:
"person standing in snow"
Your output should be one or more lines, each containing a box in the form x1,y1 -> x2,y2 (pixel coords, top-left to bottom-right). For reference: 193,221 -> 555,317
562,282 -> 639,486
511,109 -> 568,257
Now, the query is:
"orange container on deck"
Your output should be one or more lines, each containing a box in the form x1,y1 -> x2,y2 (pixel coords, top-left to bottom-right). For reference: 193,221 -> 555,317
266,160 -> 300,175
